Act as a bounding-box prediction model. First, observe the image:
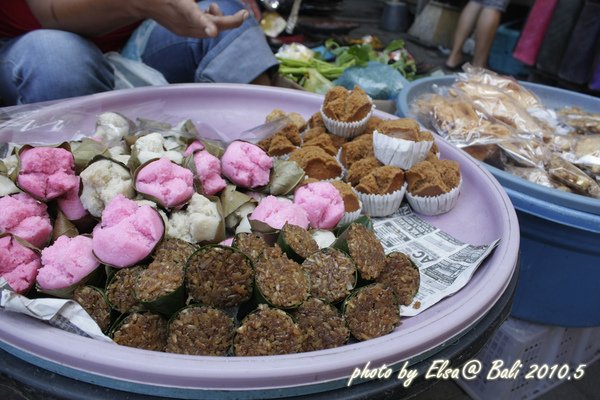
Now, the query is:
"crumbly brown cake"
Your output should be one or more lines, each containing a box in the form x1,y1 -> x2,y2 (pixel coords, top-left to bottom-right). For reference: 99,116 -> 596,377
377,252 -> 420,306
289,146 -> 342,180
345,223 -> 386,281
308,111 -> 326,129
364,116 -> 385,135
346,157 -> 383,186
377,119 -> 420,141
344,284 -> 400,341
418,130 -> 438,153
302,132 -> 338,156
266,109 -> 307,131
322,86 -> 372,123
340,139 -> 374,169
258,124 -> 302,156
355,166 -> 405,195
293,297 -> 349,352
330,180 -> 360,212
303,126 -> 328,142
406,159 -> 461,197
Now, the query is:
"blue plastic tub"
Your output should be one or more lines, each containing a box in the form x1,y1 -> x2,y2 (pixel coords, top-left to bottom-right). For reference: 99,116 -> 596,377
397,76 -> 600,327
488,21 -> 528,77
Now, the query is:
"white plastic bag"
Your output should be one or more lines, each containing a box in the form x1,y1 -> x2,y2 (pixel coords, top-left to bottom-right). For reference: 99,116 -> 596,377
104,52 -> 169,90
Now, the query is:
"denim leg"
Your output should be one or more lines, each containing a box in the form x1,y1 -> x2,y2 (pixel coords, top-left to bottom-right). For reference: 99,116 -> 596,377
0,30 -> 114,105
140,0 -> 278,84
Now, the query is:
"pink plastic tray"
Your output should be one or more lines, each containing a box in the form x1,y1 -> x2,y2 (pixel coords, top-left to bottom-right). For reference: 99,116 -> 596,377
0,84 -> 519,398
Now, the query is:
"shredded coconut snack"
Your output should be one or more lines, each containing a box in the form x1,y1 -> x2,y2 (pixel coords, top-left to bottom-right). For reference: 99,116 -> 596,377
80,159 -> 136,218
0,235 -> 41,294
221,141 -> 273,188
92,195 -> 164,268
167,193 -> 222,243
38,235 -> 100,290
294,182 -> 345,229
135,157 -> 194,208
17,147 -> 79,201
0,192 -> 52,248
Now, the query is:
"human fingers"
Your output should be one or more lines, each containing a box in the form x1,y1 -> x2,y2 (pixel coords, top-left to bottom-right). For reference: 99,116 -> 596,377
207,3 -> 224,17
206,10 -> 248,31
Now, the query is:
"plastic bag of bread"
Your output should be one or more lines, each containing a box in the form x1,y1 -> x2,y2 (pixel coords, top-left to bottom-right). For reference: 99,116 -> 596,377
546,155 -> 600,198
503,164 -> 570,191
556,107 -> 600,135
562,134 -> 600,179
497,139 -> 549,169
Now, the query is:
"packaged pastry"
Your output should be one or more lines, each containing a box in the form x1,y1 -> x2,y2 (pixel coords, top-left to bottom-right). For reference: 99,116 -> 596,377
166,305 -> 235,356
233,304 -> 303,356
546,155 -> 600,198
320,86 -> 374,138
292,297 -> 349,352
343,283 -> 400,341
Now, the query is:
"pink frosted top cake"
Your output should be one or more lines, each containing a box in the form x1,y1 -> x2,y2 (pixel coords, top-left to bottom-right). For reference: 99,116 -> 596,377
92,195 -> 164,268
135,157 -> 194,208
250,195 -> 309,230
294,182 -> 345,229
17,147 -> 78,201
0,235 -> 41,294
221,141 -> 272,188
193,150 -> 227,196
56,176 -> 88,221
38,235 -> 100,290
0,192 -> 52,248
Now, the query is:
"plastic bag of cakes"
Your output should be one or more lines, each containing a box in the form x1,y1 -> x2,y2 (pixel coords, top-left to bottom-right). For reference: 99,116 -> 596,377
320,86 -> 374,138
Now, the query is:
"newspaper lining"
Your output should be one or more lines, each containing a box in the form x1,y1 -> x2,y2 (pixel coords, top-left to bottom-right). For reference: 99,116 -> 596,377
373,205 -> 500,317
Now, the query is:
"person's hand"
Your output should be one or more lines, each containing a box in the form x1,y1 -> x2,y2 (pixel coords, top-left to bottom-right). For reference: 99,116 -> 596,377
136,1 -> 249,37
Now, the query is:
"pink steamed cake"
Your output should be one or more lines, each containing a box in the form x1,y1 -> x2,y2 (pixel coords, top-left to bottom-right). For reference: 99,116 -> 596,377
135,157 -> 194,208
92,195 -> 164,268
194,150 -> 227,195
294,182 -> 345,229
56,176 -> 88,220
0,193 -> 52,248
0,235 -> 41,294
221,141 -> 272,188
38,235 -> 100,290
250,195 -> 309,230
17,147 -> 78,201
183,140 -> 205,157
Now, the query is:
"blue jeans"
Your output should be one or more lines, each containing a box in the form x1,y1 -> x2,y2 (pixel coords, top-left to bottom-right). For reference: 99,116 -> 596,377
0,0 -> 277,105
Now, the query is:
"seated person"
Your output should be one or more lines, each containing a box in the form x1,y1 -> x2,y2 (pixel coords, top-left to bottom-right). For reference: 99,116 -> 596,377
0,0 -> 278,105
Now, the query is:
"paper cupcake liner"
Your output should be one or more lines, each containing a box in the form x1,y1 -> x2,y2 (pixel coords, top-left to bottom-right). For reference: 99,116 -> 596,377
356,183 -> 407,217
320,105 -> 374,139
406,180 -> 462,216
373,131 -> 433,169
337,199 -> 363,226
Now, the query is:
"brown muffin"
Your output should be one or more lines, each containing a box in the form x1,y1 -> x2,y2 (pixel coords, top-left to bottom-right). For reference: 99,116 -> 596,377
308,111 -> 326,129
355,166 -> 405,195
364,116 -> 385,135
303,126 -> 328,142
406,159 -> 461,197
266,109 -> 307,131
267,134 -> 297,157
289,147 -> 342,180
302,132 -> 337,156
340,139 -> 374,169
330,180 -> 360,212
329,134 -> 348,149
258,124 -> 302,157
322,86 -> 372,123
419,130 -> 438,154
346,157 -> 383,186
377,118 -> 420,141
352,133 -> 373,143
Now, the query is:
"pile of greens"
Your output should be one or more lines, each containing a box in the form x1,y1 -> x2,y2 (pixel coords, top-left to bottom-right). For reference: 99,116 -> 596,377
277,39 -> 417,94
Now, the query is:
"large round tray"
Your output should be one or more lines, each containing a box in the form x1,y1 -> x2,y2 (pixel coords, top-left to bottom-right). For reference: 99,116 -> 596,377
0,84 -> 519,399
